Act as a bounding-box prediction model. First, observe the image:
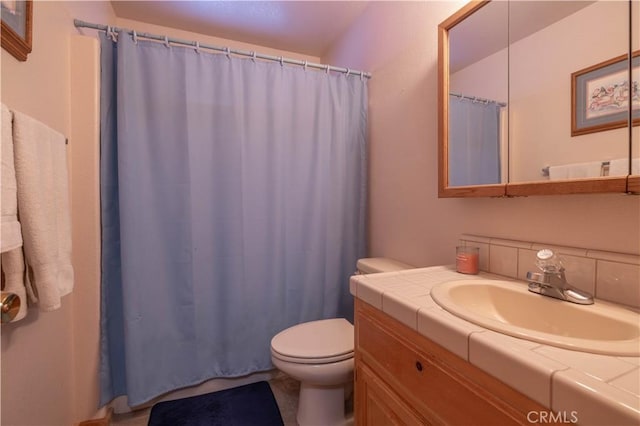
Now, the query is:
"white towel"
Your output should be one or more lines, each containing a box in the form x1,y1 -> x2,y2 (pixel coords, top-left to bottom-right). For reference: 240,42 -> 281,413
12,110 -> 74,311
1,103 -> 23,252
609,158 -> 640,176
548,161 -> 602,180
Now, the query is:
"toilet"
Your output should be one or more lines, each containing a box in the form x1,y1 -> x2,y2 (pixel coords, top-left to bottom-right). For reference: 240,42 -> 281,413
270,257 -> 413,426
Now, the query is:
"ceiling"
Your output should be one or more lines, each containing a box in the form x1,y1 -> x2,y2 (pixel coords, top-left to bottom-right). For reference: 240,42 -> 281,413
110,1 -> 370,57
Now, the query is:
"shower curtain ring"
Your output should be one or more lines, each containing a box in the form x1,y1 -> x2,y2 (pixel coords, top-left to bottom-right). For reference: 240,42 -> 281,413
225,47 -> 231,59
194,41 -> 200,53
251,51 -> 257,62
359,71 -> 364,81
107,26 -> 117,42
303,60 -> 308,71
279,56 -> 284,66
346,68 -> 351,76
132,30 -> 138,44
325,65 -> 330,74
164,36 -> 170,48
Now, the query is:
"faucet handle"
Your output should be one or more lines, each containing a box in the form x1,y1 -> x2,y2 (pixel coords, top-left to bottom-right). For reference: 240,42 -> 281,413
535,249 -> 563,273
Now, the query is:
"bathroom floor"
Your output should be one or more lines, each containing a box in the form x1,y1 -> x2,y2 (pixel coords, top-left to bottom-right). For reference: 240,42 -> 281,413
110,372 -> 301,426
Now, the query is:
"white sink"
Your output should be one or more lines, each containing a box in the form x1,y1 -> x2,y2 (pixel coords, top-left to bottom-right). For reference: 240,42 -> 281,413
430,279 -> 640,356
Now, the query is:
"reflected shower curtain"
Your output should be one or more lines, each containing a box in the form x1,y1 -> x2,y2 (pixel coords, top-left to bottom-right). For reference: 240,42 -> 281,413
99,33 -> 367,406
448,96 -> 501,186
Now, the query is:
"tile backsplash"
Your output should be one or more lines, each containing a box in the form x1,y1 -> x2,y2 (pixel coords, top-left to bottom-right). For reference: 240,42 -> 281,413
459,234 -> 640,310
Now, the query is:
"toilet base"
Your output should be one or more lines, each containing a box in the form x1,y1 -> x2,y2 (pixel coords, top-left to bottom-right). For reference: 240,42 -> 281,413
297,382 -> 346,426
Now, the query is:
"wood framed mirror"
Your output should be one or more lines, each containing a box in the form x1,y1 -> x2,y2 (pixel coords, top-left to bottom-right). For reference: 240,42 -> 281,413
438,0 -> 634,198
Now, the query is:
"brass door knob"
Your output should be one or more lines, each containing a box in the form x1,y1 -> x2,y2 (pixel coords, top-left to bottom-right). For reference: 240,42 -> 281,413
1,292 -> 21,323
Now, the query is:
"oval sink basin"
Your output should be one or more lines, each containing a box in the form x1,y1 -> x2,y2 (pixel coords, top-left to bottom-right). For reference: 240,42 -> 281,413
431,279 -> 640,356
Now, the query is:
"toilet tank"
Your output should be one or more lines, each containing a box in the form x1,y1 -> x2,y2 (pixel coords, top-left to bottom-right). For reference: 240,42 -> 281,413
356,257 -> 413,274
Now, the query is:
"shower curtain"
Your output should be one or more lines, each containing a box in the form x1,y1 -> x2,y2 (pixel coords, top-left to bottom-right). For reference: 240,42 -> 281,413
99,33 -> 368,406
448,96 -> 501,186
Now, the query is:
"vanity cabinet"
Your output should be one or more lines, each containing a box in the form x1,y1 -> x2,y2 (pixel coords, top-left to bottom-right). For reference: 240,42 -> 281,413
354,299 -> 550,425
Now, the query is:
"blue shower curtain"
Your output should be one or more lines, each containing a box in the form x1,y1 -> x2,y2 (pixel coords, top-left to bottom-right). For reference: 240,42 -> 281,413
99,33 -> 368,406
448,96 -> 501,186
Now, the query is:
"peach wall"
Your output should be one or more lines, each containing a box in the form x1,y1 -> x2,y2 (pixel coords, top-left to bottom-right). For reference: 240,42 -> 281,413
69,34 -> 103,424
113,17 -> 320,64
450,49 -> 507,103
323,1 -> 640,269
1,2 -> 115,425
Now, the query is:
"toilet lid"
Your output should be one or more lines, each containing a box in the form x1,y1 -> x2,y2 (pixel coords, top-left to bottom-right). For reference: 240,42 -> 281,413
271,318 -> 354,363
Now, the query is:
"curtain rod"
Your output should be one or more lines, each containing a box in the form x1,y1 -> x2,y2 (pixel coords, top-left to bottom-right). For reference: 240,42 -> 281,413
449,92 -> 506,107
73,19 -> 371,79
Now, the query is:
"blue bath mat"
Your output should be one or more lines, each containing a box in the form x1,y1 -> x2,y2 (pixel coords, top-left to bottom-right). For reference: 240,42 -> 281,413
148,381 -> 284,426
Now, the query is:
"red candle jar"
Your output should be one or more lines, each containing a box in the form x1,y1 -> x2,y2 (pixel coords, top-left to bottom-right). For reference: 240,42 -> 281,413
456,246 -> 479,274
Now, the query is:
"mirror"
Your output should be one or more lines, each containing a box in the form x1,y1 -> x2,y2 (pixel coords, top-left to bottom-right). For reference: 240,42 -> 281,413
630,0 -> 640,193
447,1 -> 508,189
439,0 -> 635,197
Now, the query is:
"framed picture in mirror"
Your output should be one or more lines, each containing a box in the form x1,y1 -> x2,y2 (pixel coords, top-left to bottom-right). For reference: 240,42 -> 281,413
1,0 -> 32,61
572,50 -> 639,136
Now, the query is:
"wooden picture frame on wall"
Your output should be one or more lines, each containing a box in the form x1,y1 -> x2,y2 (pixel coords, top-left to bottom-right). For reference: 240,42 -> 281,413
571,50 -> 640,136
1,0 -> 32,61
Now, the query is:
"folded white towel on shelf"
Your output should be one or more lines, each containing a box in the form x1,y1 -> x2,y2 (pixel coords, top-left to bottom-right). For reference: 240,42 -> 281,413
548,161 -> 603,180
1,103 -> 23,253
12,110 -> 74,311
608,158 -> 640,176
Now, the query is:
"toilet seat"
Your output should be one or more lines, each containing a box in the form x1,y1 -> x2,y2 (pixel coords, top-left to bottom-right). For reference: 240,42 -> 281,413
271,350 -> 353,364
271,318 -> 354,365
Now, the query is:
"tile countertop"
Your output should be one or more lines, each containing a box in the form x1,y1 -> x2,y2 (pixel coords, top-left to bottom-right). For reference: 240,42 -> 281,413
349,266 -> 640,426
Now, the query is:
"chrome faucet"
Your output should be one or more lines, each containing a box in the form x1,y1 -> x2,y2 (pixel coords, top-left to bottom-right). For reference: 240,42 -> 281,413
526,249 -> 594,305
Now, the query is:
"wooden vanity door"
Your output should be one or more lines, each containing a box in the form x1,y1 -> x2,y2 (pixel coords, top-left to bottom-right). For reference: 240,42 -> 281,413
354,299 -> 549,425
355,363 -> 430,426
